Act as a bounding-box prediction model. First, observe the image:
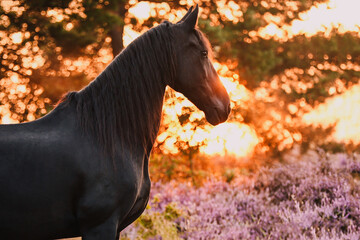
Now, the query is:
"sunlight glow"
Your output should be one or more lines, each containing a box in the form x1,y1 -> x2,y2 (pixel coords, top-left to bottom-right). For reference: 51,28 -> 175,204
291,0 -> 360,36
123,26 -> 142,47
157,63 -> 259,157
10,32 -> 22,44
0,113 -> 19,124
303,83 -> 360,144
200,122 -> 259,157
122,0 -> 360,157
259,0 -> 360,39
128,2 -> 151,21
2,1 -> 359,157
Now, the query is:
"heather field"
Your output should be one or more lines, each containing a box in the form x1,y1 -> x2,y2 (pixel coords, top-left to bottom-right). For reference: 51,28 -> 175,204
121,150 -> 360,240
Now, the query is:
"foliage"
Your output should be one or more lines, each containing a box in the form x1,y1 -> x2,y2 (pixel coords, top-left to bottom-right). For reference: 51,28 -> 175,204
149,153 -> 223,185
0,0 -> 125,98
198,1 -> 360,155
0,0 -> 121,122
123,150 -> 360,239
1,0 -> 360,155
121,203 -> 183,240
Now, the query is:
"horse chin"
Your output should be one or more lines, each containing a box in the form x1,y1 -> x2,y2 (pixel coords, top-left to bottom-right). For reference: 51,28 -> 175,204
204,108 -> 228,126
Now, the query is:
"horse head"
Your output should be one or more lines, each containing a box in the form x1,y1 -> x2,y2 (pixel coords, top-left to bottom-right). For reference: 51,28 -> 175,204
170,5 -> 231,125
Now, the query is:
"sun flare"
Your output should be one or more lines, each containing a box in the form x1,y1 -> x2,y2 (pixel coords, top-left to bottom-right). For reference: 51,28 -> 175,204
303,83 -> 360,144
259,0 -> 360,39
200,122 -> 259,157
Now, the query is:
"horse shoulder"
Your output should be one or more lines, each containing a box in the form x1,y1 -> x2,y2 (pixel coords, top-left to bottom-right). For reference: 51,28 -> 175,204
75,148 -> 144,228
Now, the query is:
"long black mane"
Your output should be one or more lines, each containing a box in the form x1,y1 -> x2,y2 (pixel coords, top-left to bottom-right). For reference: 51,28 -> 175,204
59,22 -> 177,158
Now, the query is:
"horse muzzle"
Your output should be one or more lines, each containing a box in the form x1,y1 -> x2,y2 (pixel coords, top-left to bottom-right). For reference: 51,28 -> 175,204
204,98 -> 231,126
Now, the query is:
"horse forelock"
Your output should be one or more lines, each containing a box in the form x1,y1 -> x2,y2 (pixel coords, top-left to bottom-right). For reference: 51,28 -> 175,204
60,22 -> 177,159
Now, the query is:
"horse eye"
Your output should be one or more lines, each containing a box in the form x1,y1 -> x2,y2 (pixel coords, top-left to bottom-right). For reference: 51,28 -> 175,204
201,50 -> 208,58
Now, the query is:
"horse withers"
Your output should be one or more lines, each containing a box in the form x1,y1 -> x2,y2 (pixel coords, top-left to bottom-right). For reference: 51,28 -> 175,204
0,5 -> 230,239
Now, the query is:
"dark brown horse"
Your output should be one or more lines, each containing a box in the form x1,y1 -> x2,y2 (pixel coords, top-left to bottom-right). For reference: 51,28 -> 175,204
0,6 -> 230,239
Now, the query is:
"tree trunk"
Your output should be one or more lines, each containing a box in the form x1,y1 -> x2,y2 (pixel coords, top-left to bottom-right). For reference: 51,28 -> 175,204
109,3 -> 127,58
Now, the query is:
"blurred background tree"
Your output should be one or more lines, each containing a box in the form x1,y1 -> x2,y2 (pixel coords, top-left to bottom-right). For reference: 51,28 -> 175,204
196,0 -> 360,156
1,0 -> 360,167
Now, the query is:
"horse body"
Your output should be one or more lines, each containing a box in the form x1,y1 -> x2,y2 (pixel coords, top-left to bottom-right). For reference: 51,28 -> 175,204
0,105 -> 82,238
0,6 -> 230,239
0,100 -> 153,239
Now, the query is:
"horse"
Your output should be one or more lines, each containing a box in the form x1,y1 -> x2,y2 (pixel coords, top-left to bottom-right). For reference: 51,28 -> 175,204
0,5 -> 230,239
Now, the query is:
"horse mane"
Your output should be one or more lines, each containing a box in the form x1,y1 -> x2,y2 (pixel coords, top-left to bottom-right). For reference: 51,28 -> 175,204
58,21 -> 177,158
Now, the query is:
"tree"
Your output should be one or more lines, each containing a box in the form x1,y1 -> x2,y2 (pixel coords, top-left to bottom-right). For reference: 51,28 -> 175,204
0,0 -> 125,122
1,0 -> 359,157
196,0 -> 360,155
0,0 -> 188,105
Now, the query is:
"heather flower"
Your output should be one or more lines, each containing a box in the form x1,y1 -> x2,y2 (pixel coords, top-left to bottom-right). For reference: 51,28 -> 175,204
121,151 -> 360,240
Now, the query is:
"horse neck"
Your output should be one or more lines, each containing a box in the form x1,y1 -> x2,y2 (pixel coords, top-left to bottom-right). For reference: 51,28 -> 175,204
76,39 -> 173,157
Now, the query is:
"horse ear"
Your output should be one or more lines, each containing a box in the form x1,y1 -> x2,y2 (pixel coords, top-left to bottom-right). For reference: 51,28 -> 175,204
180,4 -> 199,31
177,6 -> 193,23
